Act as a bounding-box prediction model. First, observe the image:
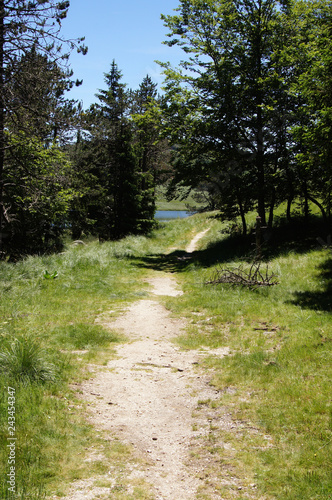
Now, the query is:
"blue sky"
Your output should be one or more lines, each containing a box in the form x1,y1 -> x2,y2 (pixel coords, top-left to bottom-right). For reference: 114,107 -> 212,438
61,0 -> 183,108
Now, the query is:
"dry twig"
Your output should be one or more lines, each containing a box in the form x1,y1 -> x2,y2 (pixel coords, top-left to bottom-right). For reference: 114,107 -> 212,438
205,261 -> 279,290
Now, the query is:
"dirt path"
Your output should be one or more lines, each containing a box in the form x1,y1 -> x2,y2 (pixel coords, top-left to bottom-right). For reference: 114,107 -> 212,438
185,228 -> 210,253
62,228 -> 233,500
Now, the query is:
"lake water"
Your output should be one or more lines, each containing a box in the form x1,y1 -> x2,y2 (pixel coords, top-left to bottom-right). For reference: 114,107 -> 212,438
155,210 -> 192,221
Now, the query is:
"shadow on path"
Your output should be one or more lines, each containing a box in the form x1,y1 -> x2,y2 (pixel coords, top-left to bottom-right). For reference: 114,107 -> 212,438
130,218 -> 332,313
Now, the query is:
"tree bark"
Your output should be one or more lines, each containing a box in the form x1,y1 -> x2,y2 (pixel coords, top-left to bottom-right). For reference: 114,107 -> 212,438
255,0 -> 266,226
307,195 -> 327,223
302,181 -> 309,224
237,190 -> 247,236
268,187 -> 276,229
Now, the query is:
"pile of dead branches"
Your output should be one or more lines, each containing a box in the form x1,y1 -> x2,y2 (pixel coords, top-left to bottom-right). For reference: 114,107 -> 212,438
206,261 -> 279,290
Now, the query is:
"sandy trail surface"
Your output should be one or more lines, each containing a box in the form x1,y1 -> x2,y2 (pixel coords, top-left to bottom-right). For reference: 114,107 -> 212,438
185,228 -> 210,253
61,229 -> 232,500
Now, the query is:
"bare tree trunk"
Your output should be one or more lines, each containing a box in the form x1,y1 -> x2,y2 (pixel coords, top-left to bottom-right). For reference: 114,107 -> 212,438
256,117 -> 266,226
286,195 -> 293,222
255,216 -> 262,261
307,195 -> 328,223
302,181 -> 309,224
237,191 -> 247,236
255,0 -> 266,226
268,187 -> 276,229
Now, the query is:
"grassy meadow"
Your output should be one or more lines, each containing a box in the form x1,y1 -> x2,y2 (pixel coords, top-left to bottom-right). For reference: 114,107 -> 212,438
0,209 -> 331,499
155,185 -> 205,211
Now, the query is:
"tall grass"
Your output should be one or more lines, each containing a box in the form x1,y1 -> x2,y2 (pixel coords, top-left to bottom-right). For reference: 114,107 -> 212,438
0,337 -> 56,384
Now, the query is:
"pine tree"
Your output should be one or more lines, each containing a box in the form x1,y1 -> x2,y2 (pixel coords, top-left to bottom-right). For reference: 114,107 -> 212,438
0,0 -> 86,257
6,47 -> 81,143
82,61 -> 142,239
130,75 -> 160,232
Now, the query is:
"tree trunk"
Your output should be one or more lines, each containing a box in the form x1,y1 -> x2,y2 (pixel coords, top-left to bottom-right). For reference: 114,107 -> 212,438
302,181 -> 309,224
307,195 -> 328,223
256,121 -> 266,225
255,0 -> 266,226
287,195 -> 293,222
268,187 -> 276,229
237,191 -> 247,236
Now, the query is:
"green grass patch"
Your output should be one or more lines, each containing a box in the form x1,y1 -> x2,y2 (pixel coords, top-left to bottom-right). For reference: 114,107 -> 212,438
51,323 -> 120,350
155,184 -> 205,211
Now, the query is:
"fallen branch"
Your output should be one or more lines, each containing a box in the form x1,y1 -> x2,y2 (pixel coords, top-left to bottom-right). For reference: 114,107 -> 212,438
205,261 -> 279,290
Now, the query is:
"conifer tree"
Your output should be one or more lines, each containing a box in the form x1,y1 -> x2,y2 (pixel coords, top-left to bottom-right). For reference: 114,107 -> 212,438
83,61 -> 142,239
6,47 -> 81,143
130,75 -> 160,231
0,0 -> 86,257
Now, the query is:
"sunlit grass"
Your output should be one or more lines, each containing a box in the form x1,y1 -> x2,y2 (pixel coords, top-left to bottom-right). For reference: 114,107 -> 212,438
155,184 -> 205,211
0,336 -> 56,384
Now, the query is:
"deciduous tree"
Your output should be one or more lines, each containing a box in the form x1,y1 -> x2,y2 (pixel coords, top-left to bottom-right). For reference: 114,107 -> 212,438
288,0 -> 332,222
4,130 -> 74,256
160,0 -> 294,230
